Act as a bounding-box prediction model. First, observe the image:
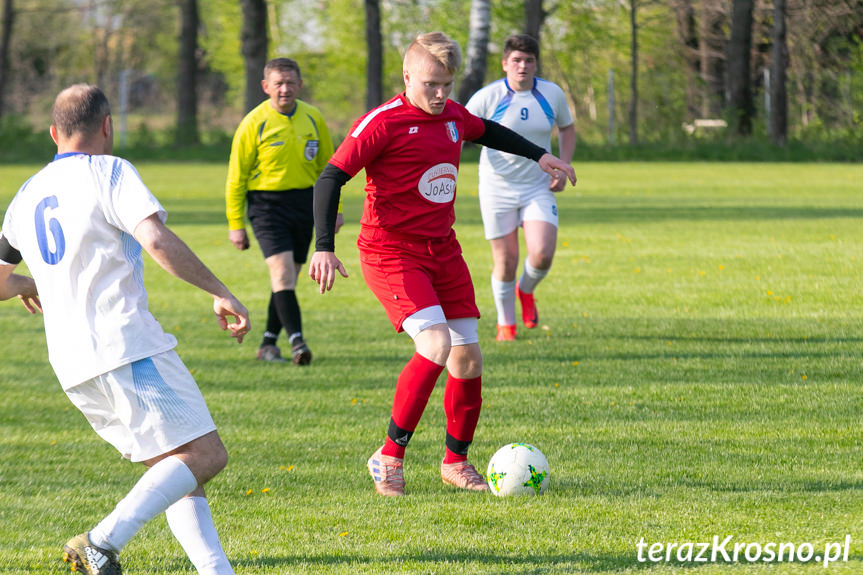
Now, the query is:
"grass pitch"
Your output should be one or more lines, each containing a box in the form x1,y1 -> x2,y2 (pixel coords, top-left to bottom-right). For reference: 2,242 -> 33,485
1,161 -> 862,574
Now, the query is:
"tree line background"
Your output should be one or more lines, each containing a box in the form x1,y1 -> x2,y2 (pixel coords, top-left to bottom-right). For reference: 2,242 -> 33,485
0,0 -> 860,158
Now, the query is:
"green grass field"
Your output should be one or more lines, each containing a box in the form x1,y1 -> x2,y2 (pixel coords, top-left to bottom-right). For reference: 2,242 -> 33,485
1,161 -> 862,574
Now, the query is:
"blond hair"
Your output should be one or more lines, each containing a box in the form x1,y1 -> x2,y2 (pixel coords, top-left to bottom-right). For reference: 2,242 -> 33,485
404,32 -> 462,75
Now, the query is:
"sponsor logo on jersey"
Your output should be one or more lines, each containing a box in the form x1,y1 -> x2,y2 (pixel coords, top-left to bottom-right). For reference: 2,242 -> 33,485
304,140 -> 319,161
418,163 -> 458,204
445,121 -> 459,143
409,126 -> 419,134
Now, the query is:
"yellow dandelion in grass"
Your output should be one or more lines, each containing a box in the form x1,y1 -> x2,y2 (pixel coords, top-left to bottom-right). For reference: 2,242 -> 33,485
719,265 -> 725,271
667,268 -> 672,273
802,374 -> 808,380
756,275 -> 760,281
583,312 -> 589,317
280,465 -> 295,471
767,290 -> 773,296
351,398 -> 358,405
572,361 -> 579,366
245,489 -> 253,495
562,241 -> 570,247
667,341 -> 673,346
699,270 -> 706,276
554,383 -> 559,388
251,550 -> 259,556
339,531 -> 349,537
262,488 -> 270,494
634,268 -> 641,274
51,440 -> 57,446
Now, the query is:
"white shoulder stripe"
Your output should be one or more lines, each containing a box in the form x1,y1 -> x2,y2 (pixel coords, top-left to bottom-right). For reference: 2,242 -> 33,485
351,99 -> 404,138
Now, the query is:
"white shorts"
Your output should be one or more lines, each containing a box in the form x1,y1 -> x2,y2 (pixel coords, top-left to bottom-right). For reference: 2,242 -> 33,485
478,175 -> 559,240
65,350 -> 216,462
401,305 -> 480,346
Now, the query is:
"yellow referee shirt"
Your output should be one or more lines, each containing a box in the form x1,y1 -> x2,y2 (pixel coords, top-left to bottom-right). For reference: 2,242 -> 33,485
226,99 -> 333,230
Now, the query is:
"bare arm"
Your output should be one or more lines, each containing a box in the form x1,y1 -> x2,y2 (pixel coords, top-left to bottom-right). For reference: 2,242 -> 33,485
0,264 -> 42,314
134,214 -> 250,342
550,124 -> 576,192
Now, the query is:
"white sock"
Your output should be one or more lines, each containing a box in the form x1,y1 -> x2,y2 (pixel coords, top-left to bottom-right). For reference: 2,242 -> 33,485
166,497 -> 234,575
90,456 -> 198,552
491,275 -> 517,326
518,260 -> 550,294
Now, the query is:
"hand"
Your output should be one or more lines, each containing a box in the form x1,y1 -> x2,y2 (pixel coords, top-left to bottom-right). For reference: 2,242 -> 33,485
213,294 -> 250,343
549,172 -> 567,192
229,229 -> 250,251
308,250 -> 348,294
19,293 -> 42,314
538,153 -> 576,188
334,213 -> 345,234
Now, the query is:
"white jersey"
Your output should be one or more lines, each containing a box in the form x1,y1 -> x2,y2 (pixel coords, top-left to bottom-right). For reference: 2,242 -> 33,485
0,153 -> 177,389
466,77 -> 573,187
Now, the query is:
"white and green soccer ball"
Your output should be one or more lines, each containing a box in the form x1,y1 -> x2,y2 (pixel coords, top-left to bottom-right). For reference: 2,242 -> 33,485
486,443 -> 550,497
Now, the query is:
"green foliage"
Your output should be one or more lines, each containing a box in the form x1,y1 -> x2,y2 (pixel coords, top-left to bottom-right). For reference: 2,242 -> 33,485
200,0 -> 245,108
2,0 -> 862,149
1,161 -> 862,573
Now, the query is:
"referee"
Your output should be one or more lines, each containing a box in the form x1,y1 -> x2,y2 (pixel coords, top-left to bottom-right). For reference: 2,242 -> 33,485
226,58 -> 340,365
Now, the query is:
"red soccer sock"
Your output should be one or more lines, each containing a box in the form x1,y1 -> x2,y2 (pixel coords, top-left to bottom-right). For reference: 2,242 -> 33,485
442,374 -> 482,464
381,353 -> 445,458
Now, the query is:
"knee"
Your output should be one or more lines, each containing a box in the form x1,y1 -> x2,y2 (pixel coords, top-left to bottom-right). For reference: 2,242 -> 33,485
449,344 -> 483,379
424,337 -> 452,366
413,324 -> 452,365
530,250 -> 554,270
211,443 -> 229,475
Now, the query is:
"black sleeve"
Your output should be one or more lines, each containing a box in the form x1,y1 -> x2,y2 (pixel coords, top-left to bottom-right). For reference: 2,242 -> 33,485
313,163 -> 352,252
472,119 -> 547,162
0,233 -> 22,265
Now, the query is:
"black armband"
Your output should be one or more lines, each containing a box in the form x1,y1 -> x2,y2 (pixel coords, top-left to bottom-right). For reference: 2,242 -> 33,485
473,119 -> 547,162
314,163 -> 352,252
0,233 -> 22,265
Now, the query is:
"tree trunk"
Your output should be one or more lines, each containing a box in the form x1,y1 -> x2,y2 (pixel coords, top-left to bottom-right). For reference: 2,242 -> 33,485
176,0 -> 199,146
525,0 -> 544,42
241,0 -> 268,113
0,0 -> 13,119
726,0 -> 755,136
671,0 -> 699,121
365,0 -> 383,110
770,0 -> 788,146
524,0 -> 545,73
628,0 -> 638,145
697,2 -> 726,117
457,0 -> 491,104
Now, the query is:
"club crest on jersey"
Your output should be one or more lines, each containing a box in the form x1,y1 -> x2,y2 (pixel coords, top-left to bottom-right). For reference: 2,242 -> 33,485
304,140 -> 319,161
445,121 -> 459,143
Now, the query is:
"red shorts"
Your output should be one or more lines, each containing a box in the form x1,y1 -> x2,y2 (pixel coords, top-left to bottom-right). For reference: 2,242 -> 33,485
358,227 -> 480,332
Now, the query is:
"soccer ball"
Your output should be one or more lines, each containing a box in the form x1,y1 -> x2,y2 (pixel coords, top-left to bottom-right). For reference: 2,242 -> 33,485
486,443 -> 550,497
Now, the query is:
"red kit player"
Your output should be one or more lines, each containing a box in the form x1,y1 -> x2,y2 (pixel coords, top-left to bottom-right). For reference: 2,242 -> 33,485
309,32 -> 576,496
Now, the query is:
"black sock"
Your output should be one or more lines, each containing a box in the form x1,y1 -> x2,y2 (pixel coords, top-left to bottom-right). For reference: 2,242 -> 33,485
272,289 -> 302,341
261,294 -> 281,347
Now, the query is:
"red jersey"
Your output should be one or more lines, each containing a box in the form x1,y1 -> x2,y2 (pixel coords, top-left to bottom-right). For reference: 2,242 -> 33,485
330,93 -> 486,240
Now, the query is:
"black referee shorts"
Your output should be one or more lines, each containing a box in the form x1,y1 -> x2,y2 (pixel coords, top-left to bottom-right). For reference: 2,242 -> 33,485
247,188 -> 314,263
